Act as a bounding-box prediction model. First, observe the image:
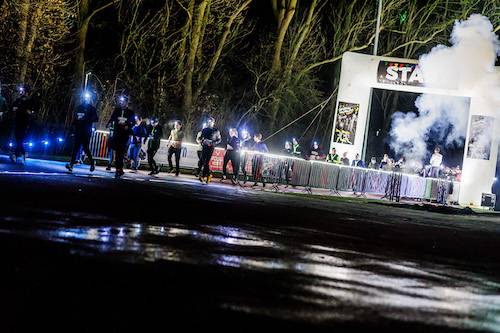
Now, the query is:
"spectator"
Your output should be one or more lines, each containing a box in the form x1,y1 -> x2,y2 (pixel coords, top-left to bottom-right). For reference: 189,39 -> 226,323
291,138 -> 302,157
341,152 -> 350,166
379,154 -> 390,170
351,153 -> 365,168
429,146 -> 443,178
283,141 -> 292,155
394,156 -> 405,170
309,142 -> 325,161
326,148 -> 340,164
453,165 -> 462,182
368,157 -> 378,169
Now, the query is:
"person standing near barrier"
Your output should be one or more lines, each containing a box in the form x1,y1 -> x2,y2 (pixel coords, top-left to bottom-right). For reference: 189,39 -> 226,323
129,116 -> 147,171
109,95 -> 135,179
309,142 -> 325,161
147,118 -> 163,175
394,156 -> 405,170
199,117 -> 221,184
65,92 -> 98,172
379,154 -> 390,170
167,121 -> 184,176
292,138 -> 302,157
326,148 -> 340,164
368,157 -> 378,169
341,152 -> 350,166
282,141 -> 294,185
283,141 -> 292,155
10,85 -> 36,164
222,128 -> 240,184
351,153 -> 365,168
251,133 -> 269,187
429,147 -> 443,178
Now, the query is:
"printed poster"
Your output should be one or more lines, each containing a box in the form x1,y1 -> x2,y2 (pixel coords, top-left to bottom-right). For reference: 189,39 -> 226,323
333,102 -> 359,145
467,115 -> 494,160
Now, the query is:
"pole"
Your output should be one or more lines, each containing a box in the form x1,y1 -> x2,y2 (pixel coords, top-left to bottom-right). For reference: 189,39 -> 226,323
374,0 -> 382,55
84,71 -> 91,91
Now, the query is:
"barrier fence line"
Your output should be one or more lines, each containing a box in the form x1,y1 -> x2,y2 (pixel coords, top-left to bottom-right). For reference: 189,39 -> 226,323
88,130 -> 460,204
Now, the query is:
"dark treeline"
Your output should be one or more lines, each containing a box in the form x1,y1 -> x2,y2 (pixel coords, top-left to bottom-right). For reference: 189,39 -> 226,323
0,0 -> 498,148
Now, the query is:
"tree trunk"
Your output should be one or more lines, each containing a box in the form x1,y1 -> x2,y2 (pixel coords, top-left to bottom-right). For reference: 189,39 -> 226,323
271,0 -> 296,73
271,0 -> 285,29
19,3 -> 42,83
283,0 -> 318,83
75,22 -> 90,93
75,0 -> 91,90
194,0 -> 253,100
177,0 -> 195,82
196,0 -> 210,66
17,0 -> 30,82
182,0 -> 208,124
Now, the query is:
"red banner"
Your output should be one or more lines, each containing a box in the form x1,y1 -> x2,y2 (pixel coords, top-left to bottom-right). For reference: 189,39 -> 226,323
209,148 -> 229,173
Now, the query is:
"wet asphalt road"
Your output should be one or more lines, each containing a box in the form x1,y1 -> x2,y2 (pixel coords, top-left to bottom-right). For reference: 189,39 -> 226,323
1,156 -> 500,332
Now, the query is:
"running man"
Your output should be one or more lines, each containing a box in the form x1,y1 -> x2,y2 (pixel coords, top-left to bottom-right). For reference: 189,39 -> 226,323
198,117 -> 221,184
222,128 -> 240,185
108,95 -> 135,178
65,92 -> 98,172
147,118 -> 163,175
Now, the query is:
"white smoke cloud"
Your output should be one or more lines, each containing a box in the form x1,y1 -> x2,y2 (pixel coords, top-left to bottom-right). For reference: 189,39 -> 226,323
389,14 -> 500,168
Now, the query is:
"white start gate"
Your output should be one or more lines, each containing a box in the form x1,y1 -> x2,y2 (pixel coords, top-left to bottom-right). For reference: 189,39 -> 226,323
331,52 -> 499,207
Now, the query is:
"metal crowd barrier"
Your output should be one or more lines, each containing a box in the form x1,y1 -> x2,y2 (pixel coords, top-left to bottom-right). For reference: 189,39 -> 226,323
89,130 -> 460,204
89,130 -> 110,160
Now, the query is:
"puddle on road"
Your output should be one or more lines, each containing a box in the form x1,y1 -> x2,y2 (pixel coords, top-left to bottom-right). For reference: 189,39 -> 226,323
1,218 -> 499,332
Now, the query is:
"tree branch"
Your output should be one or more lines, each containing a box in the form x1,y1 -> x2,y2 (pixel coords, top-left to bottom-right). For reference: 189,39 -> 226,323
296,32 -> 377,81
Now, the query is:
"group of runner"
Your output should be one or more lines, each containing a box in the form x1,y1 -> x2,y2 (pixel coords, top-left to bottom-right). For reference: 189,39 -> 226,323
3,87 -> 271,185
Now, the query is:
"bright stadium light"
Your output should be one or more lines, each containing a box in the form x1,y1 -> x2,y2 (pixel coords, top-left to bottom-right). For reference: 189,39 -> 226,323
57,137 -> 64,143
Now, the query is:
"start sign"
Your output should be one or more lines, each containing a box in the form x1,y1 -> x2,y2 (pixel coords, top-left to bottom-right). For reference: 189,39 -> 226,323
377,61 -> 424,87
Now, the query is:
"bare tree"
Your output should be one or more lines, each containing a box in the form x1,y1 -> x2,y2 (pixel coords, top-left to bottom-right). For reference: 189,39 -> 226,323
271,0 -> 297,73
74,0 -> 119,88
178,0 -> 254,131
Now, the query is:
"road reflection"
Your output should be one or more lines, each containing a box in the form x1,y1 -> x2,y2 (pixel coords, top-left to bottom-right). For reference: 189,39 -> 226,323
2,218 -> 500,332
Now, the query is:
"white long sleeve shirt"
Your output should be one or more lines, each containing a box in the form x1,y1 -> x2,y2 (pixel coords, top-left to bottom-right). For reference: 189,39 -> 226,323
430,153 -> 443,167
